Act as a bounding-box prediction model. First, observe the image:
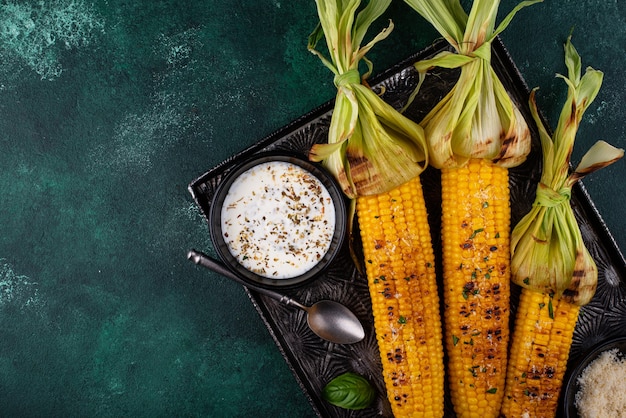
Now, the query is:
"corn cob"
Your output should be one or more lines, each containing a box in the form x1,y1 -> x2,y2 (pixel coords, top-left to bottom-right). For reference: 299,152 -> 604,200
357,175 -> 445,417
306,1 -> 446,414
500,37 -> 623,418
440,158 -> 511,418
500,290 -> 579,417
401,2 -> 542,416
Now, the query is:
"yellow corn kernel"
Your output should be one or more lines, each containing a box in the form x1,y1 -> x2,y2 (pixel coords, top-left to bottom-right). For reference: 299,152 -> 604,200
500,289 -> 580,418
357,175 -> 445,417
440,158 -> 511,418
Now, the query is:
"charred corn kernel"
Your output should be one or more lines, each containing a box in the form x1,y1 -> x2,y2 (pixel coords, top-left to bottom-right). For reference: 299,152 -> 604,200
440,158 -> 511,418
357,175 -> 445,417
500,289 -> 580,418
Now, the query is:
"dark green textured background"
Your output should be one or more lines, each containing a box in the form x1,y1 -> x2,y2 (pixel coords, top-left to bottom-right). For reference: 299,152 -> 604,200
0,1 -> 624,416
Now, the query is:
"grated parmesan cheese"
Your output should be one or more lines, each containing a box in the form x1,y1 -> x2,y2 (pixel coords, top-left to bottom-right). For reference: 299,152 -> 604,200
574,347 -> 626,418
220,161 -> 336,279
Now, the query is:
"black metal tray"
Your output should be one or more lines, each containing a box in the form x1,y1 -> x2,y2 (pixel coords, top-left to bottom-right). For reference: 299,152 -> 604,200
188,38 -> 626,417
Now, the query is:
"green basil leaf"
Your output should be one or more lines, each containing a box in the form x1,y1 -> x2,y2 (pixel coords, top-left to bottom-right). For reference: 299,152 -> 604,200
322,372 -> 375,410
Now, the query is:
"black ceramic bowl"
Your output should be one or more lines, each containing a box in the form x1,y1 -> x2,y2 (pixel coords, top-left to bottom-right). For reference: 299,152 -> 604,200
209,152 -> 347,289
561,335 -> 626,417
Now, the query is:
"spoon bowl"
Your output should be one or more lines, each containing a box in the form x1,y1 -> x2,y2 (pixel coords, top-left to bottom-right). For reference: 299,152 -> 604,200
305,300 -> 365,344
187,249 -> 365,345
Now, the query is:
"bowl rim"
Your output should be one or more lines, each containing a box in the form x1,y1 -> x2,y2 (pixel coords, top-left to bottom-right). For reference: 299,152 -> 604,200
208,151 -> 348,289
561,334 -> 626,417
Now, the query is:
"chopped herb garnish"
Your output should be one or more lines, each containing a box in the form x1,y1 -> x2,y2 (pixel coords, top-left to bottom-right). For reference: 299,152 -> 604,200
548,297 -> 554,319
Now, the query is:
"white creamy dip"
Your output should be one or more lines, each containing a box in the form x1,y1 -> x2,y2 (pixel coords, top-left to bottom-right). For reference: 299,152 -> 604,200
221,161 -> 336,279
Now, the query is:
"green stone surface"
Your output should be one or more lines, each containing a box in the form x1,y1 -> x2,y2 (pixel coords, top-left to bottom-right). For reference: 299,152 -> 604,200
0,1 -> 624,416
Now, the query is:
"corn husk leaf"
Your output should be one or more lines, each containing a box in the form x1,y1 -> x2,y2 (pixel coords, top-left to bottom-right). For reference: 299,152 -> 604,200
571,140 -> 624,182
403,0 -> 540,169
510,36 -> 624,306
308,0 -> 428,200
308,0 -> 429,273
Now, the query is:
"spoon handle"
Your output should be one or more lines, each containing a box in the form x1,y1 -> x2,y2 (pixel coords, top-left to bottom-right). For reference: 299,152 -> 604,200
187,249 -> 299,306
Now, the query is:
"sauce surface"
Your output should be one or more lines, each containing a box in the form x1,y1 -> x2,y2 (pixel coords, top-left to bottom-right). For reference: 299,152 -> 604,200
221,161 -> 336,279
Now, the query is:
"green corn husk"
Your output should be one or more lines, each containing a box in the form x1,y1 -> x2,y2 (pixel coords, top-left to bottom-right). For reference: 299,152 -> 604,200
403,0 -> 540,169
307,0 -> 428,199
510,36 -> 624,306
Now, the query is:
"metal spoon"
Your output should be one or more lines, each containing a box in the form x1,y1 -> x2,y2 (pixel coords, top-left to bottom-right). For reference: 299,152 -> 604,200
187,249 -> 365,344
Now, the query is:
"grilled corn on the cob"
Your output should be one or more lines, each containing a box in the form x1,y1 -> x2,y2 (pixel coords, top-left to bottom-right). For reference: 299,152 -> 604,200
357,176 -> 445,417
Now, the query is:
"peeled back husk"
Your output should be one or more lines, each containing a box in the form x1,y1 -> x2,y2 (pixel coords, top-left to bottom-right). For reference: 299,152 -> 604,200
415,49 -> 531,169
310,82 -> 427,198
307,0 -> 428,199
510,36 -> 624,306
509,186 -> 598,305
403,0 -> 540,169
